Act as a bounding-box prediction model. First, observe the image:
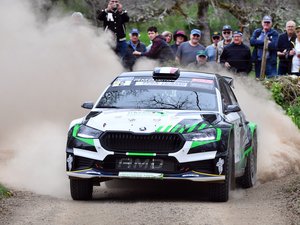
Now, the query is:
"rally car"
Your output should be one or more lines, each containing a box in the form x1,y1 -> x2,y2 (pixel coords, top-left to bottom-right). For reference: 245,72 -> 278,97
66,67 -> 257,202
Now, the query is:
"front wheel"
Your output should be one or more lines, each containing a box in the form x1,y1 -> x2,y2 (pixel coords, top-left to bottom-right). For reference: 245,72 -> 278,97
209,138 -> 234,202
70,178 -> 93,200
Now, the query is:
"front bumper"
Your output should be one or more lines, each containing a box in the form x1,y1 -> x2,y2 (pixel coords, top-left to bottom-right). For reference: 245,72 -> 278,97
67,169 -> 225,182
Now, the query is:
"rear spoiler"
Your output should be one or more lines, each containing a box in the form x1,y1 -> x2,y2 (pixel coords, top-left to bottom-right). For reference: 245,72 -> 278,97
222,76 -> 234,88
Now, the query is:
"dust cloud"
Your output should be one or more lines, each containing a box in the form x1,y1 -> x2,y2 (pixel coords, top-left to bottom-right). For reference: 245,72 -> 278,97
0,0 -> 299,199
0,0 -> 123,197
233,76 -> 300,182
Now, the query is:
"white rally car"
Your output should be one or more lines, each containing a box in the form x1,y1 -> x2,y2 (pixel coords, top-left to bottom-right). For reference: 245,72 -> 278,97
66,67 -> 257,202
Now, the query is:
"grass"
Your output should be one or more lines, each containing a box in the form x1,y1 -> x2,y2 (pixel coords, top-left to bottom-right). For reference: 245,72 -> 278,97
0,184 -> 12,199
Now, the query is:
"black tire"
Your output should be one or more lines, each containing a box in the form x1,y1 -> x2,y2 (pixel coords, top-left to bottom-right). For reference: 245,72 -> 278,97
70,178 -> 93,200
209,137 -> 234,202
240,131 -> 257,188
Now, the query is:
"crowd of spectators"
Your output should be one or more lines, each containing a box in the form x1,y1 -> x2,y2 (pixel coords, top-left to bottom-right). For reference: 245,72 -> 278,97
95,0 -> 300,78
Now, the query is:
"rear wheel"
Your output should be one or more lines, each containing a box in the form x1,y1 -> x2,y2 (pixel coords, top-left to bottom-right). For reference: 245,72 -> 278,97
209,138 -> 235,202
70,178 -> 93,200
240,131 -> 257,188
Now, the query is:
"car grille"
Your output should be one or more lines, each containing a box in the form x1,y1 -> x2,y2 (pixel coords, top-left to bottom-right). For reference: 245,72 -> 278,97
100,132 -> 185,153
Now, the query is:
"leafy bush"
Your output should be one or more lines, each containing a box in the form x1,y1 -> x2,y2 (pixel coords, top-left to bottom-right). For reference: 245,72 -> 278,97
264,76 -> 300,129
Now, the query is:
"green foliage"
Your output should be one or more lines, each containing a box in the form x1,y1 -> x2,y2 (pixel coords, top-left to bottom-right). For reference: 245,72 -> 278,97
0,184 -> 11,199
264,76 -> 300,129
287,98 -> 300,129
271,82 -> 286,108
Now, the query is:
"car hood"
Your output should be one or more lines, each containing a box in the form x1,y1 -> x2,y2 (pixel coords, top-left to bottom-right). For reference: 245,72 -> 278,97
85,109 -> 218,133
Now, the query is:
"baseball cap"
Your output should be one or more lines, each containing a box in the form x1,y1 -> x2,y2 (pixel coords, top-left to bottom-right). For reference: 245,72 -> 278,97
196,50 -> 207,57
262,15 -> 272,22
233,31 -> 243,36
296,26 -> 300,30
212,31 -> 221,38
130,28 -> 139,35
222,25 -> 232,31
173,30 -> 188,41
191,29 -> 201,36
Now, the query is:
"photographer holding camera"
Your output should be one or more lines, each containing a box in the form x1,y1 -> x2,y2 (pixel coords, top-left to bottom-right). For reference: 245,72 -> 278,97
97,0 -> 129,58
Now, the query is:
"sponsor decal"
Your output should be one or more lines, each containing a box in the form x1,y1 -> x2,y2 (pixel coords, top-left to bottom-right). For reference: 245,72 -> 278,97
67,155 -> 73,171
117,158 -> 164,170
192,78 -> 214,84
139,127 -> 147,131
135,79 -> 188,87
182,173 -> 200,177
112,78 -> 133,87
119,172 -> 163,179
216,158 -> 224,175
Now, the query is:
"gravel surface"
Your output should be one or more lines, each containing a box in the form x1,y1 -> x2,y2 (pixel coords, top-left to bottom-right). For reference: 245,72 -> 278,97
1,175 -> 299,225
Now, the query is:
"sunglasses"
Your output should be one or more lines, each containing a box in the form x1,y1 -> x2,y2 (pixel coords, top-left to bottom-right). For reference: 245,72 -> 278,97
223,31 -> 231,35
264,21 -> 271,24
212,36 -> 220,40
192,34 -> 200,37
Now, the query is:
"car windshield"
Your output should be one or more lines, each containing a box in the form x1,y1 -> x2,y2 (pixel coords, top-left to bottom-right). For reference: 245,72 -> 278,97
96,77 -> 218,111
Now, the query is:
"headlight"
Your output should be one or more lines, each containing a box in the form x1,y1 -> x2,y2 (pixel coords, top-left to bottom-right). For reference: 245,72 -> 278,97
183,128 -> 216,141
76,125 -> 102,139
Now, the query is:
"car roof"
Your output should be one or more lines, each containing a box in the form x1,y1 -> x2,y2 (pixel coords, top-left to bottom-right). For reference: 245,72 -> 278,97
117,70 -> 221,80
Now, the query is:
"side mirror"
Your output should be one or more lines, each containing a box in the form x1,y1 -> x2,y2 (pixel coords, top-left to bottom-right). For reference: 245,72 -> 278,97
224,104 -> 241,114
81,102 -> 94,109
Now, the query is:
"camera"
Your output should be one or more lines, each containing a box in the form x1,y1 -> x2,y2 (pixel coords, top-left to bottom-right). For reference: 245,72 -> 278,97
113,3 -> 119,10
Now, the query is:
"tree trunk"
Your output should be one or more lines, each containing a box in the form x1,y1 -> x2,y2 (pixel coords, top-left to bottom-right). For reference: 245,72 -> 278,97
196,0 -> 210,46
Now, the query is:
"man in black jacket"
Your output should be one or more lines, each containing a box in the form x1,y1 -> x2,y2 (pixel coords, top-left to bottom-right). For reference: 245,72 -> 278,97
220,31 -> 252,74
277,20 -> 296,75
97,0 -> 129,58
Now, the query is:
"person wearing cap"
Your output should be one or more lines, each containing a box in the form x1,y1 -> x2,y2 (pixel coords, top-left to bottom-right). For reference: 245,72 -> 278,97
206,32 -> 222,62
122,28 -> 146,71
291,25 -> 300,76
220,31 -> 252,74
162,31 -> 173,44
217,25 -> 233,63
277,21 -> 296,75
176,29 -> 205,67
97,0 -> 129,58
250,15 -> 279,78
170,30 -> 188,54
133,26 -> 175,63
187,50 -> 209,69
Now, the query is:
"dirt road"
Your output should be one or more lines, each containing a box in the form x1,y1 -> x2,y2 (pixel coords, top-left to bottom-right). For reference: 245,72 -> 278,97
1,175 -> 297,225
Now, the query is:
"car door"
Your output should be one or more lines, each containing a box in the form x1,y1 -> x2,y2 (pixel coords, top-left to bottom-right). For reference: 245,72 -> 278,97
219,79 -> 243,170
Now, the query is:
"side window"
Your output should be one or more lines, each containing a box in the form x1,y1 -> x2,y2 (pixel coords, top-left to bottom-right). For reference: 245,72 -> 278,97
219,80 -> 231,107
224,82 -> 238,105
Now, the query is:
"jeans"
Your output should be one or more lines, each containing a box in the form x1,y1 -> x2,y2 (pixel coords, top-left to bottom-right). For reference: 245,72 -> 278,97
255,60 -> 277,78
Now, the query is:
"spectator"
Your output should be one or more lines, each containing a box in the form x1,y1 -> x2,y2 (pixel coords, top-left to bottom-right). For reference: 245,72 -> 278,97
162,31 -> 173,44
71,12 -> 85,25
217,25 -> 233,62
250,15 -> 279,78
133,26 -> 175,63
220,31 -> 252,74
206,32 -> 221,62
97,0 -> 129,58
170,30 -> 188,54
291,26 -> 300,76
277,20 -> 296,75
188,50 -> 209,69
176,29 -> 205,67
122,28 -> 146,71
